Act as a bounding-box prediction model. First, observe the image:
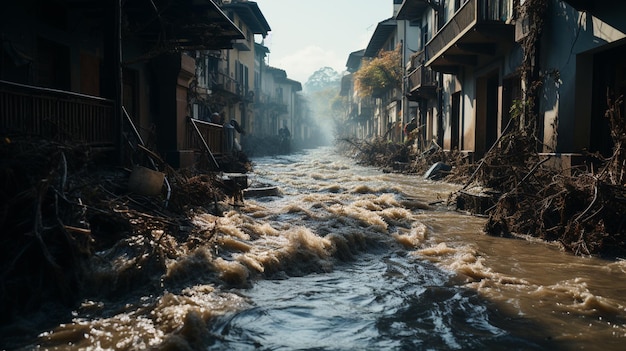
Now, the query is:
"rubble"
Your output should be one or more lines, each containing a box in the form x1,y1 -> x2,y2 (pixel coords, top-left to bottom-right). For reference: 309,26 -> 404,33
0,137 -> 230,326
339,93 -> 626,258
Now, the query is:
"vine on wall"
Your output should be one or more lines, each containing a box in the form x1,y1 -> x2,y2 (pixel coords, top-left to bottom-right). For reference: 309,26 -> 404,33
518,0 -> 549,137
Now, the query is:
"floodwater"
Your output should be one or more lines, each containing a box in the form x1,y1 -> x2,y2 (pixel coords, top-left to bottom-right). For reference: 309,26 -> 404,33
6,146 -> 626,350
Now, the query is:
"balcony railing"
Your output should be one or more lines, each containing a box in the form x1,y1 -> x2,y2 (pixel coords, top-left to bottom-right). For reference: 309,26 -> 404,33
212,72 -> 242,96
407,50 -> 437,98
0,80 -> 115,146
425,0 -> 514,68
256,93 -> 287,113
185,118 -> 224,156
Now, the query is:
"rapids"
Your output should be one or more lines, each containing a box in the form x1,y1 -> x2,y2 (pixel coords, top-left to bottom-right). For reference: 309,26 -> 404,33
6,146 -> 626,350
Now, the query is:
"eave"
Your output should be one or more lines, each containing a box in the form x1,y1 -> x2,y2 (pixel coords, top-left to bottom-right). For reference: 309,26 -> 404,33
395,0 -> 431,20
222,1 -> 271,38
346,49 -> 365,73
364,18 -> 397,57
124,0 -> 245,51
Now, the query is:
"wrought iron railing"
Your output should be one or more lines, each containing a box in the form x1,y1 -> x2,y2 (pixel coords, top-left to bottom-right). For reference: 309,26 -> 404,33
0,80 -> 115,146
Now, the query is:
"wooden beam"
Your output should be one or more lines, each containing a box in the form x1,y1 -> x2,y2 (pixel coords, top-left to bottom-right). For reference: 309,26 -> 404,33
455,43 -> 496,56
429,65 -> 459,75
441,54 -> 477,66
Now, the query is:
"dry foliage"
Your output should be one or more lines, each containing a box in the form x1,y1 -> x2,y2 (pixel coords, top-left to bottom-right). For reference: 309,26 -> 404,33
483,92 -> 626,257
338,137 -> 472,182
354,46 -> 402,98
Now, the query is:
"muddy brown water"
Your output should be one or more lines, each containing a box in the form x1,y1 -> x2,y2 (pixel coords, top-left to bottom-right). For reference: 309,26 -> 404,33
5,146 -> 626,350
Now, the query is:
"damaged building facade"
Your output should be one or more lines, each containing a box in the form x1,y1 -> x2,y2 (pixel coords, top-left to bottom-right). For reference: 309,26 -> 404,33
1,0 -> 305,170
345,0 -> 626,170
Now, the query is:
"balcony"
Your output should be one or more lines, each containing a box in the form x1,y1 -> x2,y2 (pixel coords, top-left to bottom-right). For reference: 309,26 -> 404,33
232,38 -> 252,52
186,118 -> 224,156
212,71 -> 243,98
406,51 -> 438,100
425,0 -> 515,74
0,80 -> 115,147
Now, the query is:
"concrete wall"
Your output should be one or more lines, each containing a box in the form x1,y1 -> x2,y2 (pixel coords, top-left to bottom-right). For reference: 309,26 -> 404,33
540,0 -> 626,153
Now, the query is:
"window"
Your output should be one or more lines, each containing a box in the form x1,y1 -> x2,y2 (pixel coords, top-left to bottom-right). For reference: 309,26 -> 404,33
235,60 -> 249,95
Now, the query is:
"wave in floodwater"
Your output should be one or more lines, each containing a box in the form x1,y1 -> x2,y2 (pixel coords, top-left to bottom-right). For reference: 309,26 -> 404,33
6,146 -> 626,351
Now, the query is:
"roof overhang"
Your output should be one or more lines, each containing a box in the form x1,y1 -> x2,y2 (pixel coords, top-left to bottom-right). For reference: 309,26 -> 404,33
279,77 -> 302,91
222,1 -> 271,38
255,42 -> 270,56
267,66 -> 287,79
364,18 -> 397,57
124,0 -> 245,51
346,49 -> 365,72
395,0 -> 431,20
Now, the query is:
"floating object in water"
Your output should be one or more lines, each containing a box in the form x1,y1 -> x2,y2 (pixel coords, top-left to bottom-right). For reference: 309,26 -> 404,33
423,162 -> 451,180
244,186 -> 280,198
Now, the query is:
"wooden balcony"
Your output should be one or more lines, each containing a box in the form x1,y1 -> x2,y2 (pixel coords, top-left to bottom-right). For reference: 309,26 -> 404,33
0,80 -> 115,147
407,51 -> 438,101
185,118 -> 224,156
425,0 -> 515,73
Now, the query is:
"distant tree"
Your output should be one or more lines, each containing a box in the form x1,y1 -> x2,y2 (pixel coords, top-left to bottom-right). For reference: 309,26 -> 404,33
305,66 -> 341,93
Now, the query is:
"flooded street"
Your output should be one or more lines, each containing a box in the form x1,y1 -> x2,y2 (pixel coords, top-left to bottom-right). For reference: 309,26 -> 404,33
10,146 -> 626,350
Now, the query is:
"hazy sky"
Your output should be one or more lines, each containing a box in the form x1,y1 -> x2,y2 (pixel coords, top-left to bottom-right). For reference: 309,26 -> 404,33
252,0 -> 394,84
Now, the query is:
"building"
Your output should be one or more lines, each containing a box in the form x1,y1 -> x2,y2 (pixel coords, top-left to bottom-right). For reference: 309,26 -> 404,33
398,0 -> 626,169
217,0 -> 271,136
253,42 -> 306,153
349,0 -> 420,144
1,0 -> 246,169
340,49 -> 376,139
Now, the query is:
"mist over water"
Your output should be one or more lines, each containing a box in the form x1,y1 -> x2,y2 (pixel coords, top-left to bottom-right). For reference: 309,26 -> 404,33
9,146 -> 626,350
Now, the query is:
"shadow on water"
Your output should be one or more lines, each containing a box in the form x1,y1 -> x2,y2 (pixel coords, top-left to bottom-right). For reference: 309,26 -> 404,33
5,147 -> 626,350
205,250 -> 563,351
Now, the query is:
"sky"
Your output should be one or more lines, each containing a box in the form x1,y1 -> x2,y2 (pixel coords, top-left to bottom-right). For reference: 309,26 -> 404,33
252,0 -> 394,84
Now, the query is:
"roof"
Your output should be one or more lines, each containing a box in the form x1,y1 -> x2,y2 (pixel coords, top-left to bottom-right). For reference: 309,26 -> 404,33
124,0 -> 245,50
255,42 -> 270,58
281,78 -> 302,91
364,18 -> 397,57
266,66 -> 287,79
222,1 -> 271,38
345,49 -> 365,72
395,0 -> 431,20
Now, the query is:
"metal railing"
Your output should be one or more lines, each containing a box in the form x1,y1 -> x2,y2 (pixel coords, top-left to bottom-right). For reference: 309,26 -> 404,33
212,72 -> 242,96
0,80 -> 115,146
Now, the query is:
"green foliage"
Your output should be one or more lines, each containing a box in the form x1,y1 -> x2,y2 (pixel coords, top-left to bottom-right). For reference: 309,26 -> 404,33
354,46 -> 402,98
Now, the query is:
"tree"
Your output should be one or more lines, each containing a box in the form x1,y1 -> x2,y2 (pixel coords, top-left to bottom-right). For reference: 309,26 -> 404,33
304,67 -> 341,93
354,46 -> 402,98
